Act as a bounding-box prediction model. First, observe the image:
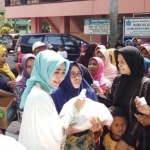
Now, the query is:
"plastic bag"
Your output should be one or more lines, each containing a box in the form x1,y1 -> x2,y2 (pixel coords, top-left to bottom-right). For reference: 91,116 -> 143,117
6,121 -> 21,140
60,89 -> 113,131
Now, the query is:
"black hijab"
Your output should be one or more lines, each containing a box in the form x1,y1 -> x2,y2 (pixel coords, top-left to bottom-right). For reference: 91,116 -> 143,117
113,46 -> 145,105
78,63 -> 94,85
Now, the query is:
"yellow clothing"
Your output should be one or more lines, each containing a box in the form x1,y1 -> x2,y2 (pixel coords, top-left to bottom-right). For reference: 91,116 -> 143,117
103,133 -> 135,150
107,48 -> 116,66
0,45 -> 16,81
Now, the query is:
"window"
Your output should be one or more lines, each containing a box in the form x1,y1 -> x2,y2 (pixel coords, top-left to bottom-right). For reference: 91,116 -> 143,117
2,35 -> 12,41
44,36 -> 62,45
63,36 -> 74,45
22,36 -> 44,45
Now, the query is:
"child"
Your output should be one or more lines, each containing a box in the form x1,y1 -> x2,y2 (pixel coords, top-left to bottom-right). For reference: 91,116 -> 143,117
103,106 -> 136,150
57,45 -> 68,59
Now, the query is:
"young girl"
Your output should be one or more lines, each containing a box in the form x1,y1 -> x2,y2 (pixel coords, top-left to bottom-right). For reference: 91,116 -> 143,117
14,54 -> 35,109
18,50 -> 85,150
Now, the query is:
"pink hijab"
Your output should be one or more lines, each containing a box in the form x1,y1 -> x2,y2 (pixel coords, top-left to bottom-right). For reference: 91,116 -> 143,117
89,57 -> 107,92
96,48 -> 117,82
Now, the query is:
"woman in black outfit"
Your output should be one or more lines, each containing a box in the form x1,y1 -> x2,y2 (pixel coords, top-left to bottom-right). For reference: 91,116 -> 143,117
99,46 -> 150,150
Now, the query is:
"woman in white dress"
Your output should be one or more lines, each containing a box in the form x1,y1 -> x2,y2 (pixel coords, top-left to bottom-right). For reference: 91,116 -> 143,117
18,50 -> 86,150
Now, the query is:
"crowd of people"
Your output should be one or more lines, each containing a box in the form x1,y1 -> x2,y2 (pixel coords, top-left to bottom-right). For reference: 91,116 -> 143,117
0,37 -> 150,150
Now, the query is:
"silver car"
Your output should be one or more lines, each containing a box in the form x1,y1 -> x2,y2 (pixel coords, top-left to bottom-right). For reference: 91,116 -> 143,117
0,34 -> 20,53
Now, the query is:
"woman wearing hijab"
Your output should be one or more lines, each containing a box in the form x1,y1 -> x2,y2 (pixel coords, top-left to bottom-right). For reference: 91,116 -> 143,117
14,54 -> 35,109
100,46 -> 150,150
77,43 -> 98,68
124,39 -> 134,46
96,48 -> 117,83
140,45 -> 150,59
0,45 -> 16,92
107,48 -> 116,66
51,62 -> 104,150
18,50 -> 85,150
88,57 -> 111,94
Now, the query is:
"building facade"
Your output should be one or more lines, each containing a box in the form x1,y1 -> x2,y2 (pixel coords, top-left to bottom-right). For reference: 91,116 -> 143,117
5,0 -> 150,43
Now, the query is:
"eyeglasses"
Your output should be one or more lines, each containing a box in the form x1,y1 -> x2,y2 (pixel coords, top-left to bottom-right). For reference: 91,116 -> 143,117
70,72 -> 83,78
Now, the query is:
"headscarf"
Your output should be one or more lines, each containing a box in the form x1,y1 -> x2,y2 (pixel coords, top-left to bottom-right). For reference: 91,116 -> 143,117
77,43 -> 98,68
141,43 -> 150,47
124,39 -> 134,46
89,57 -> 108,92
16,54 -> 35,86
19,50 -> 70,109
95,45 -> 106,50
144,58 -> 150,74
0,45 -> 16,81
78,63 -> 93,85
51,62 -> 98,113
107,48 -> 116,66
113,46 -> 145,106
96,48 -> 117,82
140,46 -> 150,57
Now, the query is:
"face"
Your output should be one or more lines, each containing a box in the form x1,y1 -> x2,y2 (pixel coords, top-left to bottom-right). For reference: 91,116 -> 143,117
110,117 -> 127,140
26,58 -> 35,76
127,42 -> 132,46
118,54 -> 131,75
96,51 -> 105,63
70,65 -> 82,89
133,39 -> 137,45
58,46 -> 63,51
0,51 -> 8,66
141,49 -> 150,59
34,45 -> 46,56
136,44 -> 140,50
88,59 -> 99,75
50,63 -> 66,89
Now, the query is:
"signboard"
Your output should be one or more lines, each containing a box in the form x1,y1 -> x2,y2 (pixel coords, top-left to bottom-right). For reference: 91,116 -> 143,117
125,18 -> 150,37
84,18 -> 110,35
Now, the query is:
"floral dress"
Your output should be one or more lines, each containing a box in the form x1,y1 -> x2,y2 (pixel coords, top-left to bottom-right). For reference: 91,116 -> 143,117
14,85 -> 26,109
65,130 -> 96,150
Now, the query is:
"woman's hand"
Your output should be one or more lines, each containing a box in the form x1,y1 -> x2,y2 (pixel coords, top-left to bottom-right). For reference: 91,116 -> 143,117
91,84 -> 104,95
115,140 -> 129,150
7,81 -> 17,88
74,98 -> 86,112
134,114 -> 150,126
134,98 -> 150,116
90,117 -> 107,132
67,123 -> 83,135
105,87 -> 111,96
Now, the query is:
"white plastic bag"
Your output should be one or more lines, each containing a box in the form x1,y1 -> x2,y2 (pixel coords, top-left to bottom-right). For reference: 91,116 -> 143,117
6,121 -> 21,140
60,89 -> 113,131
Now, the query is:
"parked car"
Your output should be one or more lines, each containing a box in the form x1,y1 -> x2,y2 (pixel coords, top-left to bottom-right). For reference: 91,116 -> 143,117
0,34 -> 21,53
15,33 -> 88,61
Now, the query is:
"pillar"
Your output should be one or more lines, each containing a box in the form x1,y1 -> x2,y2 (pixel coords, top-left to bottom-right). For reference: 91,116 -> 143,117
31,17 -> 42,33
60,16 -> 70,33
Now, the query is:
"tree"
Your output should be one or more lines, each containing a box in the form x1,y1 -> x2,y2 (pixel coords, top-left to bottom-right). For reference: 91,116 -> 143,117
109,0 -> 118,48
0,21 -> 14,35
